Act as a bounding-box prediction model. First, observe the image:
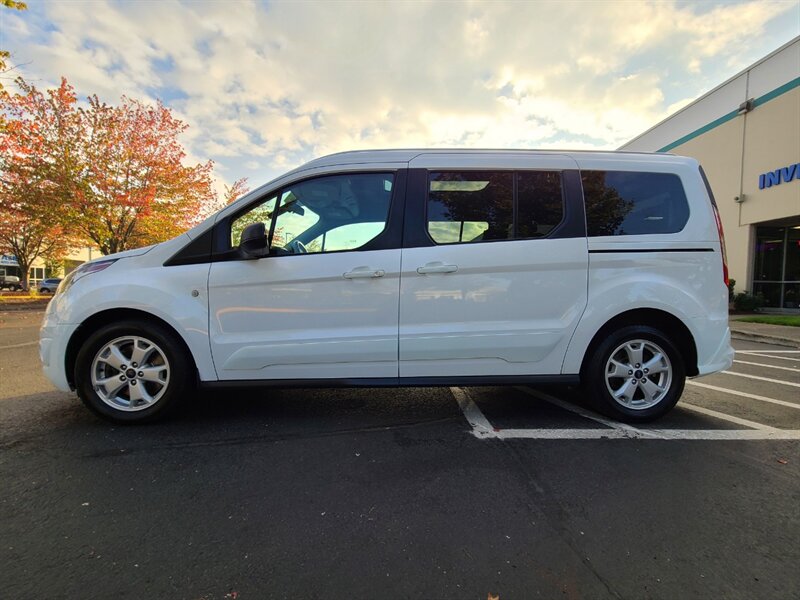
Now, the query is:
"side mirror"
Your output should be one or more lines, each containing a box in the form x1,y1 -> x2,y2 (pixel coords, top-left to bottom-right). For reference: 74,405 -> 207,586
239,222 -> 269,258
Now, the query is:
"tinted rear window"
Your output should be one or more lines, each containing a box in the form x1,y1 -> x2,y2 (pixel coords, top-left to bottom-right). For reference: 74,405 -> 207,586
582,171 -> 689,236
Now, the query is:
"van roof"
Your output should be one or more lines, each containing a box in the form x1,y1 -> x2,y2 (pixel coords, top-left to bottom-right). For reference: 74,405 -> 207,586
295,148 -> 682,169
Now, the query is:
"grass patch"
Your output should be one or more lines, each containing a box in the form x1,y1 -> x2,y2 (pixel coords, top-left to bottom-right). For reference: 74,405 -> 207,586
735,315 -> 800,327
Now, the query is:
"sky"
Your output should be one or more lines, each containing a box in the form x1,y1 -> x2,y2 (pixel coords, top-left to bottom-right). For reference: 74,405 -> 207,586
1,0 -> 799,195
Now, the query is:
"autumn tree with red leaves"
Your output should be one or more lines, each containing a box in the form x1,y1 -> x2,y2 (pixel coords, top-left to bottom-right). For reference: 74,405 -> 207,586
77,96 -> 216,255
0,78 -> 82,289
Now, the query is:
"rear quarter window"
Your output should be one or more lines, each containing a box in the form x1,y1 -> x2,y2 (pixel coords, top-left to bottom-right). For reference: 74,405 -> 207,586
582,171 -> 689,236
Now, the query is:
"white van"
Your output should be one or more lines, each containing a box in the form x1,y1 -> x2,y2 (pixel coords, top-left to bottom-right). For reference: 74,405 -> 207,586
40,150 -> 733,424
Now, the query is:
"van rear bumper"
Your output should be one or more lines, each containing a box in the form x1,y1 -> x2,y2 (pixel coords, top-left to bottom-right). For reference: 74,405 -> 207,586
695,326 -> 734,377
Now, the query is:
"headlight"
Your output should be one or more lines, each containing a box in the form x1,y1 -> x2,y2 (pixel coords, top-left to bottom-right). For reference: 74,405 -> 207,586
58,259 -> 118,294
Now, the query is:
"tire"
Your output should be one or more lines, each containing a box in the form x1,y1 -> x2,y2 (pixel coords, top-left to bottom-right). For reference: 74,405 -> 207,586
583,325 -> 685,423
74,319 -> 193,424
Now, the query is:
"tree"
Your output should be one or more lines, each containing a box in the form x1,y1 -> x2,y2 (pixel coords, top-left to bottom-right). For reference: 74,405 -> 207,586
0,1 -> 27,91
0,78 -> 82,289
76,96 -> 217,254
224,177 -> 250,206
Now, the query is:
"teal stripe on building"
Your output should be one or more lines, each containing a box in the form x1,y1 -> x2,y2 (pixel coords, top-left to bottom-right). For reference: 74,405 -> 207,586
657,77 -> 800,153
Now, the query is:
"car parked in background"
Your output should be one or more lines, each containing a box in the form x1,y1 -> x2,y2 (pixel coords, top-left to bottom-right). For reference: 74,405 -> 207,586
0,275 -> 23,291
38,278 -> 63,294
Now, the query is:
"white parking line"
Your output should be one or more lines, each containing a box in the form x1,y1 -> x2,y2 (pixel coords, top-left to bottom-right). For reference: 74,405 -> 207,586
449,387 -> 497,439
451,386 -> 800,441
0,341 -> 38,350
493,429 -> 800,440
678,401 -> 777,430
735,352 -> 800,363
733,359 -> 800,373
736,350 -> 800,354
722,370 -> 800,388
686,380 -> 800,410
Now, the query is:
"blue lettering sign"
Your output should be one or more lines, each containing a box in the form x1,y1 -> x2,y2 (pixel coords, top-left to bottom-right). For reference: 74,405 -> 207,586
759,162 -> 800,189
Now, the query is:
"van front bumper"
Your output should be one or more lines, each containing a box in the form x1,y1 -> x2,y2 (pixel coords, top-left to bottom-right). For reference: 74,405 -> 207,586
40,319 -> 78,392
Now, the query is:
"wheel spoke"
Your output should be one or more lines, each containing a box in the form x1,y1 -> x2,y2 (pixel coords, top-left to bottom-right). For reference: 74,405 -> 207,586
139,366 -> 167,384
102,344 -> 129,371
96,376 -> 127,398
614,380 -> 636,404
130,339 -> 153,367
643,353 -> 666,373
607,359 -> 630,379
640,378 -> 665,403
624,343 -> 644,367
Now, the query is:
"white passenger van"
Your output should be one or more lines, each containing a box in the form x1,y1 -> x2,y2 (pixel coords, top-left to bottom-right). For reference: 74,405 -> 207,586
40,150 -> 733,424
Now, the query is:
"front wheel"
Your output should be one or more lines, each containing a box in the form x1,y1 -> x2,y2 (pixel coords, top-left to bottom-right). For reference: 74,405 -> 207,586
583,326 -> 685,423
74,320 -> 193,423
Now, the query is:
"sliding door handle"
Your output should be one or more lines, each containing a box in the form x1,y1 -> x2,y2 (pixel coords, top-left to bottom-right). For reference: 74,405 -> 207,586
416,262 -> 458,274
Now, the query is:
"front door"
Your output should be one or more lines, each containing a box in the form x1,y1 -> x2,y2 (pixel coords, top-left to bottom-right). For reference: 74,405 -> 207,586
209,171 -> 402,381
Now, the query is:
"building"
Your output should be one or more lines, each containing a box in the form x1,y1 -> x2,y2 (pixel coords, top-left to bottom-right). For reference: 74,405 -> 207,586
0,246 -> 97,288
620,37 -> 799,312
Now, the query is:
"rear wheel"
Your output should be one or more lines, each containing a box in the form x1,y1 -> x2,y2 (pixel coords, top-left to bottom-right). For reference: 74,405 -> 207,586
584,325 -> 685,422
75,320 -> 193,423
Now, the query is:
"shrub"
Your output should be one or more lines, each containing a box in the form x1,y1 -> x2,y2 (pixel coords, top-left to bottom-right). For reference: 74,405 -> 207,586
733,291 -> 764,312
727,278 -> 736,302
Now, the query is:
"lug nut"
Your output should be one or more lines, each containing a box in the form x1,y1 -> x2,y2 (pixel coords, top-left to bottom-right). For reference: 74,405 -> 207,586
121,365 -> 127,370
138,371 -> 143,377
641,379 -> 647,383
120,376 -> 126,381
631,378 -> 637,384
132,362 -> 138,368
644,368 -> 649,373
130,380 -> 137,386
635,363 -> 640,368
628,370 -> 633,375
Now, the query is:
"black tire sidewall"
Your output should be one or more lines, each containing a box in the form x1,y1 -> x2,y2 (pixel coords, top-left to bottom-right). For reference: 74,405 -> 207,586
585,325 -> 686,423
74,320 -> 192,424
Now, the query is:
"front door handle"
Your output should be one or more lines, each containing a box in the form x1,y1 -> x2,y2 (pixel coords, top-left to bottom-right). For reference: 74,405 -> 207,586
343,268 -> 386,279
416,262 -> 458,274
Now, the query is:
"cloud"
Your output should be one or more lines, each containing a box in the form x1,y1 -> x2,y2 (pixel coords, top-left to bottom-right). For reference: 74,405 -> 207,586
4,0 -> 798,188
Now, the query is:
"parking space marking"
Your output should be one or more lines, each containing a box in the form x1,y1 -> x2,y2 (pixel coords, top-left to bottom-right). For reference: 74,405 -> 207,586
449,387 -> 497,439
733,359 -> 800,373
686,380 -> 800,410
494,428 -> 800,440
735,352 -> 800,363
452,386 -> 800,441
515,386 -> 660,438
722,370 -> 800,388
678,401 -> 777,430
0,341 -> 38,350
736,350 -> 800,353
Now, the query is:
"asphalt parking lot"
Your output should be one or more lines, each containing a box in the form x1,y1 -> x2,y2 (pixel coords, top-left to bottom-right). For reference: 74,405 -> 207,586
1,309 -> 798,599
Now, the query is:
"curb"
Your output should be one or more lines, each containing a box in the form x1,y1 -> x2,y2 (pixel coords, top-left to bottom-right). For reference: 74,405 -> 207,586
730,331 -> 800,349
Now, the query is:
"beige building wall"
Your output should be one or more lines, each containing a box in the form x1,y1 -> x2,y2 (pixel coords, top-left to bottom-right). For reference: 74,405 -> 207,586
666,87 -> 800,291
740,88 -> 800,227
621,39 -> 799,307
667,117 -> 751,288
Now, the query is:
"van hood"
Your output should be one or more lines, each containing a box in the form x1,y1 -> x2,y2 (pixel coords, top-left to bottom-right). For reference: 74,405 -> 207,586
98,244 -> 157,261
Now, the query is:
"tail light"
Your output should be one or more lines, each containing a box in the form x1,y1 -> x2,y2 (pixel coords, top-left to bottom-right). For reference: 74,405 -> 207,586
699,167 -> 729,286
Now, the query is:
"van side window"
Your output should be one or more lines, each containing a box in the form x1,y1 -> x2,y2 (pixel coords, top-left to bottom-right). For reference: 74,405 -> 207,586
427,172 -> 513,243
517,171 -> 565,238
231,195 -> 278,248
582,171 -> 690,236
427,171 -> 565,244
270,173 -> 394,254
